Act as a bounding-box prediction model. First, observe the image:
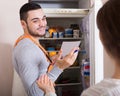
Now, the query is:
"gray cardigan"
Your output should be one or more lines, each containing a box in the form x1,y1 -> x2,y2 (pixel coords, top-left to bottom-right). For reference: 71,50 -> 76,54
12,38 -> 62,96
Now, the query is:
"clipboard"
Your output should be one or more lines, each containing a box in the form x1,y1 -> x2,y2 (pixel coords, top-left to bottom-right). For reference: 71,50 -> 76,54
61,41 -> 81,57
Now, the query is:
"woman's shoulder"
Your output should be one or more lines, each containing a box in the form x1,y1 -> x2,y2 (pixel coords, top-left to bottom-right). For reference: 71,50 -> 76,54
81,78 -> 120,96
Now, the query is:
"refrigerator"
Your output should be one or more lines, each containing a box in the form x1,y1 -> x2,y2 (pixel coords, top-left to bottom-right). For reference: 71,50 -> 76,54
29,0 -> 95,95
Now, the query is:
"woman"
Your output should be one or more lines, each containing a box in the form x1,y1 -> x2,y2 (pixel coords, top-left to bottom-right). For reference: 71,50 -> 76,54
81,0 -> 120,95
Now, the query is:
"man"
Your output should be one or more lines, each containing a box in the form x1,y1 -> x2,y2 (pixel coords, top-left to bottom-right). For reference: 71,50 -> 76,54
12,2 -> 79,96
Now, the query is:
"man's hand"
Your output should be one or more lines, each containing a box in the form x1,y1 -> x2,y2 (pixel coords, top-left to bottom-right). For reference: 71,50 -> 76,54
56,47 -> 79,70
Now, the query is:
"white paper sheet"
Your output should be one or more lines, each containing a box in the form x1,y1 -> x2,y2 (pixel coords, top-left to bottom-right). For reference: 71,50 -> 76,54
61,41 -> 81,57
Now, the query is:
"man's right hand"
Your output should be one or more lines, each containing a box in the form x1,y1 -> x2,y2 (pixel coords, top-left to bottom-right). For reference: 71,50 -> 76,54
56,47 -> 79,70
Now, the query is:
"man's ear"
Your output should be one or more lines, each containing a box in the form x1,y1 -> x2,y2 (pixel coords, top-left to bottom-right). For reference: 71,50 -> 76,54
20,20 -> 26,29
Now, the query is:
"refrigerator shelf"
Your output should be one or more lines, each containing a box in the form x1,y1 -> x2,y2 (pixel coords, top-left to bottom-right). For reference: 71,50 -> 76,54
30,0 -> 79,2
66,66 -> 80,70
56,83 -> 82,87
43,8 -> 90,18
39,37 -> 83,41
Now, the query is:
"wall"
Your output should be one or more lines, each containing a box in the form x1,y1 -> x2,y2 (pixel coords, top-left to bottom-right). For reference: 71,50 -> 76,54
0,0 -> 27,96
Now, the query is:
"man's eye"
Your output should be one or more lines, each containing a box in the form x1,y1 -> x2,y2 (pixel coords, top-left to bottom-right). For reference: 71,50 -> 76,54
33,20 -> 38,23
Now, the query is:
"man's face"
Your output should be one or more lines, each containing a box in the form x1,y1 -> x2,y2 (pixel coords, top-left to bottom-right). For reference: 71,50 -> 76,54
25,9 -> 47,37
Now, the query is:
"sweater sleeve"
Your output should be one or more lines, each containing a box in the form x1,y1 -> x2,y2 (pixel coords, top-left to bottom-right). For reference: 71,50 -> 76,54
47,64 -> 63,82
45,92 -> 57,96
13,39 -> 63,96
13,39 -> 47,96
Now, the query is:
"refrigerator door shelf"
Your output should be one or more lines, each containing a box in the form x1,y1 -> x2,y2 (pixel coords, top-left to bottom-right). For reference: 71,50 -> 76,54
43,8 -> 90,18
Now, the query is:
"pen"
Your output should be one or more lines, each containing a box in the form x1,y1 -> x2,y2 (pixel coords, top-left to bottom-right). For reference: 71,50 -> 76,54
74,50 -> 79,53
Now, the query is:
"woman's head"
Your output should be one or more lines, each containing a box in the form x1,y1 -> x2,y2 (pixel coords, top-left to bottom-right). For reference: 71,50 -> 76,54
97,0 -> 120,61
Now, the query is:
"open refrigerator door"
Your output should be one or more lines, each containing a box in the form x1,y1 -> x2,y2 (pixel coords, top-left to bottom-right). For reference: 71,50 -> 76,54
29,0 -> 95,95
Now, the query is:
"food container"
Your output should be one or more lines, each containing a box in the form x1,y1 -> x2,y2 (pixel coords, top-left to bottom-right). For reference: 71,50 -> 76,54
58,32 -> 64,38
64,28 -> 73,38
47,47 -> 57,57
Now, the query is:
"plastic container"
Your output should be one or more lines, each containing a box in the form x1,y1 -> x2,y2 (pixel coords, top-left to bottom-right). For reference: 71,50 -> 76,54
47,47 -> 57,57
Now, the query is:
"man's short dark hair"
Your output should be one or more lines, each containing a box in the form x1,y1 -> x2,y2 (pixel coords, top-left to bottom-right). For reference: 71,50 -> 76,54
19,2 -> 41,21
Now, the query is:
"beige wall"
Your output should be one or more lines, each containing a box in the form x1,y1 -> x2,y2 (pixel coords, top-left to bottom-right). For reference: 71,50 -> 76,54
0,0 -> 27,96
